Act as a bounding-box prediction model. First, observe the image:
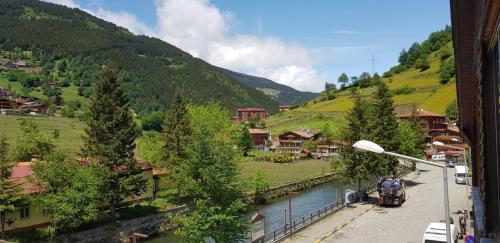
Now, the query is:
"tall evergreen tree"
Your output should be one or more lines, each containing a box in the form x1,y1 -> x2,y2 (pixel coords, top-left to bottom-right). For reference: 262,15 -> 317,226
81,67 -> 146,215
340,92 -> 370,191
162,92 -> 193,199
0,136 -> 23,239
369,82 -> 401,175
239,127 -> 253,157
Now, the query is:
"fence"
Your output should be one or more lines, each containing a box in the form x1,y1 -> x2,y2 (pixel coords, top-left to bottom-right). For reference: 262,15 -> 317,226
261,174 -> 408,243
263,198 -> 346,242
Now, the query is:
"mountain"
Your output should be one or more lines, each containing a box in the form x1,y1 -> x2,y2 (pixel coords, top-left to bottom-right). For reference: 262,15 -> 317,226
266,27 -> 456,134
0,0 -> 280,114
217,68 -> 318,105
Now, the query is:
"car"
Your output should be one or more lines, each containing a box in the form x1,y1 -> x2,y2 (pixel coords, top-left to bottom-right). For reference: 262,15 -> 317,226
446,160 -> 456,167
377,177 -> 406,206
455,166 -> 467,184
422,222 -> 458,243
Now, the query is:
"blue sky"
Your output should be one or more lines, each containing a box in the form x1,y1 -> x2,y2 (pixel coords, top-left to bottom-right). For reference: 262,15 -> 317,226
48,0 -> 451,92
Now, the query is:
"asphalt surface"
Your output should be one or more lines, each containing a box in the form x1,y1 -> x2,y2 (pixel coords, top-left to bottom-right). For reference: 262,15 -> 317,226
285,163 -> 467,243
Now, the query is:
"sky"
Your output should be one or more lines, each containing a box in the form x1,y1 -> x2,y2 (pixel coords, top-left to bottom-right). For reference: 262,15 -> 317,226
45,0 -> 451,92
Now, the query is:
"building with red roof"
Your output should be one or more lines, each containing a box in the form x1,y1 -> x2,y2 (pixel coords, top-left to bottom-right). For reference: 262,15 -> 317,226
278,130 -> 320,152
248,128 -> 270,150
6,158 -> 156,233
232,108 -> 268,122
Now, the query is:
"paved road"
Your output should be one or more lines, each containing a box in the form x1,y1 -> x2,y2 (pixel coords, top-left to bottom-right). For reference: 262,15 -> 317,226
285,163 -> 467,243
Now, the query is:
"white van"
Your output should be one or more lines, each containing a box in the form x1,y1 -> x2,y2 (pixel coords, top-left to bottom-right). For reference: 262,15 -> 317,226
455,166 -> 467,184
422,223 -> 458,243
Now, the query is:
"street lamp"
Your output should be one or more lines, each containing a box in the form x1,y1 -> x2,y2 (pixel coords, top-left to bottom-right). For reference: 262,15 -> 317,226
432,140 -> 470,232
352,140 -> 452,243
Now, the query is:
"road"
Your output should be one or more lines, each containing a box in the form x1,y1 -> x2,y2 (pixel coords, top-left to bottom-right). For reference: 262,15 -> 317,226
284,163 -> 467,243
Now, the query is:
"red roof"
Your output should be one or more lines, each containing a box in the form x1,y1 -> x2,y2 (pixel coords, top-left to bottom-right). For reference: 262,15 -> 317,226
279,105 -> 291,108
10,162 -> 38,195
237,108 -> 267,112
280,130 -> 315,138
397,110 -> 445,118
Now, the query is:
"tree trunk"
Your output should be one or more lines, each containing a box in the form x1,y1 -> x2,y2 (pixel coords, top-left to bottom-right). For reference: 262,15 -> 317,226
1,211 -> 5,240
109,204 -> 116,218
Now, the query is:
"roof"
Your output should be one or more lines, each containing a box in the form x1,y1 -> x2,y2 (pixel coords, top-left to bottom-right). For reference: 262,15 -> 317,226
248,128 -> 268,134
279,105 -> 291,108
280,130 -> 315,138
12,157 -> 153,195
237,108 -> 267,112
397,110 -> 445,118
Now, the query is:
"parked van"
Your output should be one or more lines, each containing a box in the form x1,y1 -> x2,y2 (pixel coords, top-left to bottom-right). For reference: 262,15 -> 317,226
455,166 -> 467,184
422,223 -> 458,243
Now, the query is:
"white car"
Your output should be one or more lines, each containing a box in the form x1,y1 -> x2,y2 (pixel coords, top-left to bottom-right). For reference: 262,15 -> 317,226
422,222 -> 458,243
455,166 -> 467,184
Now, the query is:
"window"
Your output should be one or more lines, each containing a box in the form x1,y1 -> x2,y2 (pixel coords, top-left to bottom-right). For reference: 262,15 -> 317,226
20,207 -> 30,219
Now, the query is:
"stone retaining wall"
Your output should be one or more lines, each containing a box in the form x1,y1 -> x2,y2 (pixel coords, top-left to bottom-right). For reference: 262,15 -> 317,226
44,205 -> 188,243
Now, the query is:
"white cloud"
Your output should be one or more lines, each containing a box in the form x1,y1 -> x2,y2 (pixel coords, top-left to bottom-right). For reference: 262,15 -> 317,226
44,0 -> 327,92
42,0 -> 79,8
93,8 -> 154,35
154,0 -> 325,92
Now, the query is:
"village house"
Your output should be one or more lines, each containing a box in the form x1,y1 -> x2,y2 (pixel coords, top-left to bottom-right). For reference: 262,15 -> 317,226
0,87 -> 13,98
396,109 -> 448,136
5,158 -> 157,233
248,128 -> 270,150
278,105 -> 291,112
232,108 -> 268,123
278,130 -> 320,152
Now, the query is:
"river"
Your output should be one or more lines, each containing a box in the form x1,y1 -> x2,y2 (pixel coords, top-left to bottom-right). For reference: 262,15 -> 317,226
145,180 -> 365,243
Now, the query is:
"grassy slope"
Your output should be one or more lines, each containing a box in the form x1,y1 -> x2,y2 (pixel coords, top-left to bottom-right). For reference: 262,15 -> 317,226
267,42 -> 457,133
0,115 -> 84,155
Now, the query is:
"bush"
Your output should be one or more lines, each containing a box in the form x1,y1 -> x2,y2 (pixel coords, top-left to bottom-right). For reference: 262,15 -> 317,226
140,111 -> 165,132
415,57 -> 430,71
391,86 -> 416,95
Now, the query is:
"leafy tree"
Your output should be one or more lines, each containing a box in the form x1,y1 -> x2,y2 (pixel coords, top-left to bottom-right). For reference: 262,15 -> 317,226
137,131 -> 164,168
372,73 -> 382,86
405,42 -> 421,66
238,127 -> 253,156
31,151 -> 106,233
358,72 -> 372,88
398,49 -> 408,65
248,172 -> 270,204
439,57 -> 455,84
303,140 -> 317,151
81,67 -> 146,216
140,111 -> 165,132
174,103 -> 249,242
445,100 -> 459,121
0,137 -> 23,239
350,76 -> 359,86
415,57 -> 430,71
324,82 -> 337,92
12,119 -> 54,161
337,72 -> 349,88
369,82 -> 400,175
398,121 -> 421,158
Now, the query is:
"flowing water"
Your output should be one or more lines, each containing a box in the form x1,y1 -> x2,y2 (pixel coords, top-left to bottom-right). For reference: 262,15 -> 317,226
145,180 -> 365,243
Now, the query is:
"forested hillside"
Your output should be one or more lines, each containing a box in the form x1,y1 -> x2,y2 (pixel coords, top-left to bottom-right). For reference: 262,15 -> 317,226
0,0 -> 280,114
217,67 -> 318,105
268,27 -> 457,133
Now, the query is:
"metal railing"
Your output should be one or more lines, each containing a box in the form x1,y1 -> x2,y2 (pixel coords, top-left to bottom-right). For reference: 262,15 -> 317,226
263,199 -> 346,242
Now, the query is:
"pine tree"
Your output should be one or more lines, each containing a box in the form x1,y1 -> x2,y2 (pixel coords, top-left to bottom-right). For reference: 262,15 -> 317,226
162,92 -> 192,199
340,91 -> 370,190
0,137 -> 23,239
369,82 -> 401,175
239,127 -> 253,156
81,66 -> 145,216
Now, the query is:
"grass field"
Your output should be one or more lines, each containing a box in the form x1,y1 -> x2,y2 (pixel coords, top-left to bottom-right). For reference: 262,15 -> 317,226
0,115 -> 85,155
238,159 -> 331,187
266,42 -> 457,132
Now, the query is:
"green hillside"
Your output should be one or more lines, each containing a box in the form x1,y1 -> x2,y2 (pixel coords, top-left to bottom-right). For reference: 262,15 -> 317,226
0,0 -> 279,114
267,28 -> 456,134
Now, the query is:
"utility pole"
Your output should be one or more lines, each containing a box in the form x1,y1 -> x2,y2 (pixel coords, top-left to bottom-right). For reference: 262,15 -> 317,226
369,54 -> 376,75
